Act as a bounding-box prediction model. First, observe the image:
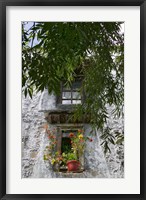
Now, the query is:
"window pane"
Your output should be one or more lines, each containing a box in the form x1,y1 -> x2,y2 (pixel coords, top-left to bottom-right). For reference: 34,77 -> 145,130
72,100 -> 81,104
72,92 -> 81,99
72,81 -> 81,89
62,92 -> 71,99
62,100 -> 72,104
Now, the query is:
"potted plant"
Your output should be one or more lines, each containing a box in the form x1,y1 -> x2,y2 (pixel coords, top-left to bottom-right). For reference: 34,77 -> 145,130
67,130 -> 93,171
66,152 -> 80,172
44,127 -> 93,173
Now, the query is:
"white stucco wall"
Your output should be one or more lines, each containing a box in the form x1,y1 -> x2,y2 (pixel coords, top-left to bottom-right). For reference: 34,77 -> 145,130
22,91 -> 124,178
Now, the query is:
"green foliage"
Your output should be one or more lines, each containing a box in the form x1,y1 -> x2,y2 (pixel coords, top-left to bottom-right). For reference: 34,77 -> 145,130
22,22 -> 124,151
67,152 -> 78,161
100,128 -> 124,154
62,152 -> 78,162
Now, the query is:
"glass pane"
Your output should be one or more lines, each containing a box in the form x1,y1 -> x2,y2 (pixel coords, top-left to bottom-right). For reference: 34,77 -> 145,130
72,81 -> 81,89
72,92 -> 81,99
62,100 -> 72,104
72,100 -> 81,104
62,92 -> 71,99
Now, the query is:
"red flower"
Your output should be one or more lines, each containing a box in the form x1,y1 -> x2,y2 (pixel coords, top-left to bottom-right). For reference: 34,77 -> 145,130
89,138 -> 93,142
69,133 -> 74,138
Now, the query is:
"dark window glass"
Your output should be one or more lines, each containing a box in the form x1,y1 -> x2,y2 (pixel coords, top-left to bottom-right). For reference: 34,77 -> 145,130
61,137 -> 72,154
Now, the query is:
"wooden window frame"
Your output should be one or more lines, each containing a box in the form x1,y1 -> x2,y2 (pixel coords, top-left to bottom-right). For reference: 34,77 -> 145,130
61,80 -> 82,105
60,80 -> 83,104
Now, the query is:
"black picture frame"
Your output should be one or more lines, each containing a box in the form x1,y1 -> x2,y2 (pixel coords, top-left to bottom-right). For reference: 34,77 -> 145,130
0,0 -> 145,200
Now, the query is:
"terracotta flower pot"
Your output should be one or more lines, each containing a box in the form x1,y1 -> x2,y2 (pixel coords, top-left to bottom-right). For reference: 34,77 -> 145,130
67,160 -> 80,172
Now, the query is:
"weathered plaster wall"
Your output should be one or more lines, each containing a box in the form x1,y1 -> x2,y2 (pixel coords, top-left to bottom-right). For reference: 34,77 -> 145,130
22,92 -> 46,178
22,91 -> 124,178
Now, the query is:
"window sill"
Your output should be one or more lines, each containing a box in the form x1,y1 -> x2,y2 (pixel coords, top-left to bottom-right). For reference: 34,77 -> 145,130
54,169 -> 86,178
58,168 -> 84,173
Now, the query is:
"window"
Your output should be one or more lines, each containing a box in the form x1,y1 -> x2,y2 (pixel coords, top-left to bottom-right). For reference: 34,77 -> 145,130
56,125 -> 85,171
61,80 -> 82,105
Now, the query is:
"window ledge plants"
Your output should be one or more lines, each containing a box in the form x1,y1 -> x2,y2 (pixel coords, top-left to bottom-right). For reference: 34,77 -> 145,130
43,126 -> 93,173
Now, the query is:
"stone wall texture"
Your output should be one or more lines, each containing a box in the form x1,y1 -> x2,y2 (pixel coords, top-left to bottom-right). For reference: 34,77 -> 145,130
22,92 -> 124,178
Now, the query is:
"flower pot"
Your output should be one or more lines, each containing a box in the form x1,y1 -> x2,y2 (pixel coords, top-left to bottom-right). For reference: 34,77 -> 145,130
67,160 -> 80,172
